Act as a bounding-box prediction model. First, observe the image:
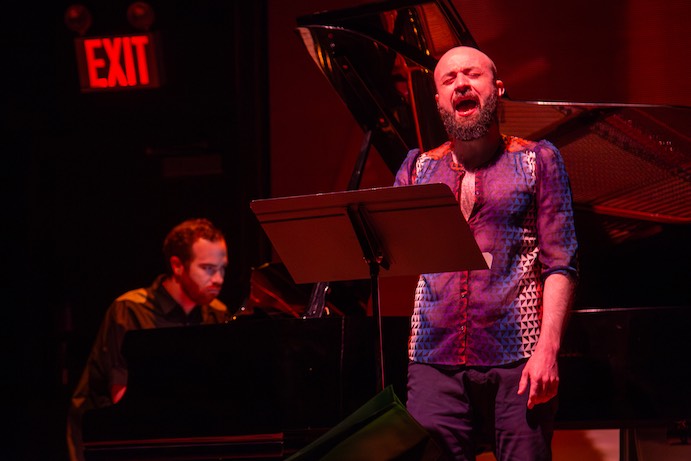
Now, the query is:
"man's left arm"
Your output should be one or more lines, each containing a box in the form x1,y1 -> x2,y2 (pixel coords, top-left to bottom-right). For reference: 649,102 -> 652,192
518,272 -> 576,409
518,141 -> 579,409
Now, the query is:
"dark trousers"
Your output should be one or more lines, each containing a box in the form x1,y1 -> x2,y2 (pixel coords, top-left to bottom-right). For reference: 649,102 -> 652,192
407,360 -> 557,461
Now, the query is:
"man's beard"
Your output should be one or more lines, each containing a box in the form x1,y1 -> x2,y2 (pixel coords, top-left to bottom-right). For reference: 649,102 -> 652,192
438,91 -> 499,141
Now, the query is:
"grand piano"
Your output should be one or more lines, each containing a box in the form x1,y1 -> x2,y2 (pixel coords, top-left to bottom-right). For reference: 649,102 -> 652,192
83,0 -> 691,460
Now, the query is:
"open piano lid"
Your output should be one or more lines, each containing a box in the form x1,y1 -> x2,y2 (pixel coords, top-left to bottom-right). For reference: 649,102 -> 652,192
293,0 -> 691,437
296,0 -> 691,227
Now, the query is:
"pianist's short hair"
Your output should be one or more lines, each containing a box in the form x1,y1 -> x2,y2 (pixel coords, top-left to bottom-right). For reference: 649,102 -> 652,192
162,218 -> 225,269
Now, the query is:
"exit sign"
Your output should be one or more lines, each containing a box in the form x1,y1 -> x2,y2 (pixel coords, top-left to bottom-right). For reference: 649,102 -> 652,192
74,33 -> 161,91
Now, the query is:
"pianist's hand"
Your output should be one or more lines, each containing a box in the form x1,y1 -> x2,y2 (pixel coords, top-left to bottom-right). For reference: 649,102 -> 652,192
111,384 -> 127,404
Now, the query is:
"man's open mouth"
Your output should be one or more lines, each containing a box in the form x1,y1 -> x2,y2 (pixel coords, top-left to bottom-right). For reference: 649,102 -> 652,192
454,98 -> 479,115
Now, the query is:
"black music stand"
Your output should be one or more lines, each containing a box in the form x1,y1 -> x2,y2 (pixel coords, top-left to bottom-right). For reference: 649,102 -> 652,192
250,183 -> 489,392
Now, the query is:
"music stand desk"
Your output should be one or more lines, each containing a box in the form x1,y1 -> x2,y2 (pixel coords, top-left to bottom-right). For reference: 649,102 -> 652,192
250,183 -> 488,390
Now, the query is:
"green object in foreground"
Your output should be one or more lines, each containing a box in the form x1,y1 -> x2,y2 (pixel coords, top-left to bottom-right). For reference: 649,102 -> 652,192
286,385 -> 443,461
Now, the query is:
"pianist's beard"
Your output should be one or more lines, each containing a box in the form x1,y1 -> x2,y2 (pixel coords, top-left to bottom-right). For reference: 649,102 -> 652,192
438,90 -> 499,142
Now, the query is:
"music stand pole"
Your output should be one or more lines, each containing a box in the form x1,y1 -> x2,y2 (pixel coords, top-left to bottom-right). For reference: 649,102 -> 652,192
346,204 -> 388,392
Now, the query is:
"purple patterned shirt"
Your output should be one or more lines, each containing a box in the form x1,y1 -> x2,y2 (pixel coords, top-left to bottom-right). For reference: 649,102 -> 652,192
394,135 -> 578,366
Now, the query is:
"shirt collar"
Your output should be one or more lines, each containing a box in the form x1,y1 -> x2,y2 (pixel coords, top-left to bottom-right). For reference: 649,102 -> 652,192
152,274 -> 191,316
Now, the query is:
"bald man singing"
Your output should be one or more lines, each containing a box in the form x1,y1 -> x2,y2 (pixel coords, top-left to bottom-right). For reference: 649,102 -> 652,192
394,46 -> 579,460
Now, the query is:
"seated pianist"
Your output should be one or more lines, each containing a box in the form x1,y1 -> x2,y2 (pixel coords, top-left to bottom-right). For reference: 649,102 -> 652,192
67,218 -> 230,461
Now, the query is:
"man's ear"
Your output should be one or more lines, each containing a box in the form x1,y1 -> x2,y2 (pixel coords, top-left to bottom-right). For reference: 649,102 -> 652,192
170,256 -> 184,276
496,79 -> 505,97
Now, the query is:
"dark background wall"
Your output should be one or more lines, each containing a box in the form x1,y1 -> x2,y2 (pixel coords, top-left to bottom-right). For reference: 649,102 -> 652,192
4,0 -> 690,459
6,1 -> 269,459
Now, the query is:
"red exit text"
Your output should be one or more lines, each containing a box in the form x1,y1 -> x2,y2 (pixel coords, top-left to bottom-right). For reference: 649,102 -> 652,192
74,33 -> 161,91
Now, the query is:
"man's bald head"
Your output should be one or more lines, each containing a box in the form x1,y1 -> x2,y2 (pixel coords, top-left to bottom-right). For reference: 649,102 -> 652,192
434,46 -> 498,91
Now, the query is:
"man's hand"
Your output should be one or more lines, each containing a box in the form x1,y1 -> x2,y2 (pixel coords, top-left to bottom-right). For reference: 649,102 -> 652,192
517,273 -> 575,409
111,383 -> 127,404
517,348 -> 559,409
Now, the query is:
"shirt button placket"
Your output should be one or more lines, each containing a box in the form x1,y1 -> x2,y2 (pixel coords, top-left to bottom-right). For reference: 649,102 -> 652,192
459,274 -> 469,358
